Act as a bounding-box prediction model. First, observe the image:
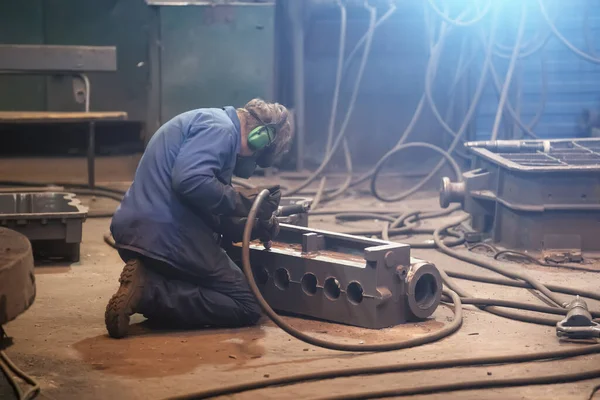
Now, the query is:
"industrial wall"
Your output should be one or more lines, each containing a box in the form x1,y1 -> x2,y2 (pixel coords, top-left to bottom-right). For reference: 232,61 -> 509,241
474,0 -> 600,140
0,0 -> 151,121
0,0 -> 274,143
1,0 -> 599,164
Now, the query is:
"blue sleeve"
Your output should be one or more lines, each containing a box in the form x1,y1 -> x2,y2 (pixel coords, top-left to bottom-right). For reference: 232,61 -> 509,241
171,114 -> 239,215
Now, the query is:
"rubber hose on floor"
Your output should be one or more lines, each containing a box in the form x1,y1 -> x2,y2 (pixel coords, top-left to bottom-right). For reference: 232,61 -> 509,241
434,216 -> 566,308
323,367 -> 600,400
165,342 -> 600,399
0,350 -> 40,400
445,270 -> 600,303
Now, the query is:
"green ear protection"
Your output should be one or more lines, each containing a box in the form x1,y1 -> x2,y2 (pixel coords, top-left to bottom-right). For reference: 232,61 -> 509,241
245,108 -> 286,152
247,125 -> 275,151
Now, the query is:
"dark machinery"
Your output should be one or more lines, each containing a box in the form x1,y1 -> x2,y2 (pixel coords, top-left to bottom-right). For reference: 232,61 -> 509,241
0,192 -> 88,262
227,223 -> 443,329
440,138 -> 600,256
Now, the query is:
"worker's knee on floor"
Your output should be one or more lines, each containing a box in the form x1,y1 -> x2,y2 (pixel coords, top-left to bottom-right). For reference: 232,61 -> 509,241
245,309 -> 262,326
238,301 -> 262,326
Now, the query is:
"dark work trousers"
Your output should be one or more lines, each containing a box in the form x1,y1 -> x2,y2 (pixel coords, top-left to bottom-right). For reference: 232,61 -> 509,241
118,245 -> 262,329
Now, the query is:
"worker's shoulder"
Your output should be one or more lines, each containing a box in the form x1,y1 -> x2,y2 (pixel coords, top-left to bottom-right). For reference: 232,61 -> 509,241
183,107 -> 236,133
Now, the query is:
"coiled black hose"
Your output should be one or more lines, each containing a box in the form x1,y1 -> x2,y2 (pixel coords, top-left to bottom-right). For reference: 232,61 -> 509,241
369,142 -> 463,202
166,337 -> 600,399
433,215 -> 566,311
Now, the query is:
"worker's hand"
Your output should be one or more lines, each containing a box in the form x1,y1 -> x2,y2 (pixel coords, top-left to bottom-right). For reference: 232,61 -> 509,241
256,215 -> 280,243
217,215 -> 279,244
232,185 -> 281,219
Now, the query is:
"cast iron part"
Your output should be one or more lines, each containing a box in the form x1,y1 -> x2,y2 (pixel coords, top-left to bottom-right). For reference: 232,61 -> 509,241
0,193 -> 88,262
556,297 -> 600,340
440,138 -> 600,254
227,223 -> 443,329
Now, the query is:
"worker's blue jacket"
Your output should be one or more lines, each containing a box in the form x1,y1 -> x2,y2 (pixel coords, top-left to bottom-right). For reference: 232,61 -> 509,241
111,107 -> 242,276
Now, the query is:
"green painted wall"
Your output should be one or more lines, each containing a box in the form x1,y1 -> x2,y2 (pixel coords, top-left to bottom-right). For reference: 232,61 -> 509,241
43,0 -> 151,121
0,1 -> 45,111
0,2 -> 275,131
160,5 -> 275,122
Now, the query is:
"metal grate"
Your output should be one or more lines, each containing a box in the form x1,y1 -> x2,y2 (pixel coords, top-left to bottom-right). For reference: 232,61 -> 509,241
485,139 -> 600,170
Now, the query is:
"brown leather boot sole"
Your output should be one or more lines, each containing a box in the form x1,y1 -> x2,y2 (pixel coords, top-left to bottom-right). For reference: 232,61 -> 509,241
105,259 -> 146,339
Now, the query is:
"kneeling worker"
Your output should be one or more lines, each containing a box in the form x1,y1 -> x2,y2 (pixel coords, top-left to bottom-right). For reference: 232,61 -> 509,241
105,99 -> 293,338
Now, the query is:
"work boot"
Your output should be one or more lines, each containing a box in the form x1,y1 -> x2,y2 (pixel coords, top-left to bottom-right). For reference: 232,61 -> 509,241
105,259 -> 147,338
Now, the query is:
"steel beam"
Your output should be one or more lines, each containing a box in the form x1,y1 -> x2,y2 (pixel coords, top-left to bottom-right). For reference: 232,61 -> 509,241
0,45 -> 117,72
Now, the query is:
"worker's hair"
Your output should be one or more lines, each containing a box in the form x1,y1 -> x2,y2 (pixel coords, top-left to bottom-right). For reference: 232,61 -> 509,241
239,98 -> 294,159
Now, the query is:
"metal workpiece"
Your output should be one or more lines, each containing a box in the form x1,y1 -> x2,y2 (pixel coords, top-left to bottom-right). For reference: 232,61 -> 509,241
464,140 -> 549,154
439,177 -> 465,209
556,297 -> 600,340
227,224 -> 443,329
0,192 -> 88,262
405,262 -> 442,320
440,138 -> 600,254
277,197 -> 312,227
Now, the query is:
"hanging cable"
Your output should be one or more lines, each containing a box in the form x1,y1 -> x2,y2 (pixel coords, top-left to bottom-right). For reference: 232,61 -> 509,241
342,2 -> 397,77
490,3 -> 527,140
426,0 -> 492,27
583,0 -> 599,57
284,2 -> 378,197
311,0 -> 354,208
338,3 -> 469,190
370,142 -> 463,202
537,0 -> 600,64
369,5 -> 497,202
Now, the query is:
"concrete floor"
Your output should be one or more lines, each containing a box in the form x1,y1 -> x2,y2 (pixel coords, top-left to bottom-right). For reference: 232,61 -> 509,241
2,156 -> 600,400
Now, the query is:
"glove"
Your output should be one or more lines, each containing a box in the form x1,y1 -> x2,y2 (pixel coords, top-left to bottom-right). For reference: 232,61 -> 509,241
255,215 -> 280,243
232,185 -> 281,219
217,215 -> 279,244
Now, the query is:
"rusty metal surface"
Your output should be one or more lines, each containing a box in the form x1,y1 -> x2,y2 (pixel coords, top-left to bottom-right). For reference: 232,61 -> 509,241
227,224 -> 442,329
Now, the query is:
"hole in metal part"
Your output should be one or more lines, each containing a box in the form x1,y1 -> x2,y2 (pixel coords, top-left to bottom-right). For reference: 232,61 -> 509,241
274,268 -> 290,290
324,277 -> 341,300
301,273 -> 318,296
252,265 -> 269,285
346,281 -> 363,304
414,273 -> 438,309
